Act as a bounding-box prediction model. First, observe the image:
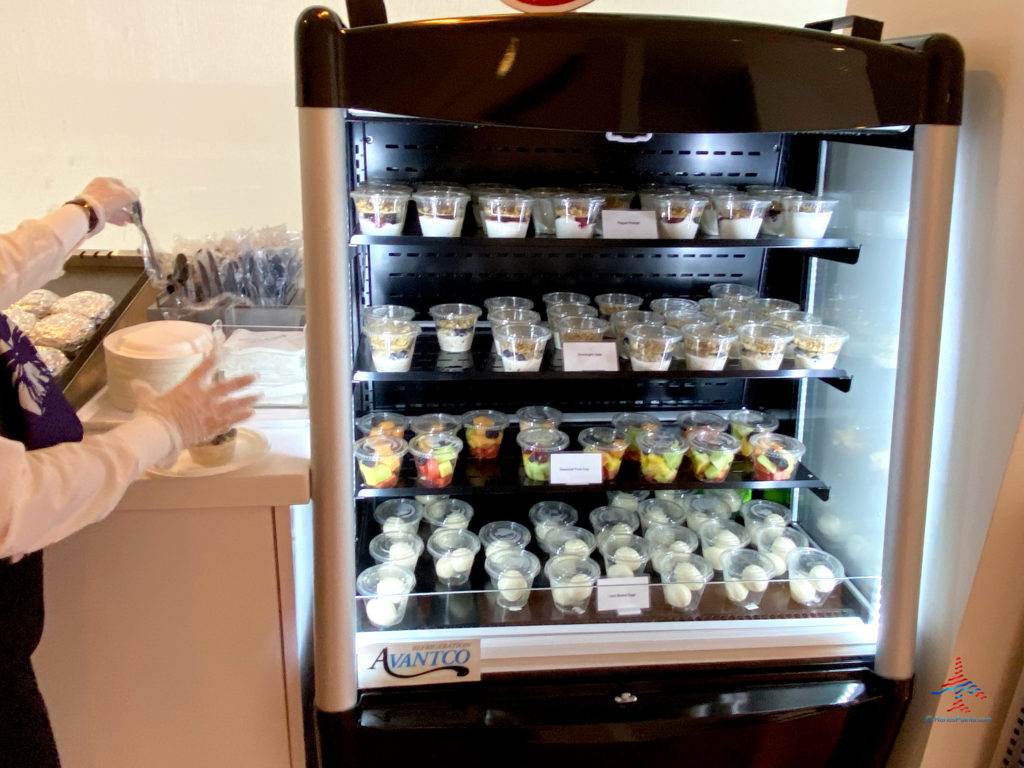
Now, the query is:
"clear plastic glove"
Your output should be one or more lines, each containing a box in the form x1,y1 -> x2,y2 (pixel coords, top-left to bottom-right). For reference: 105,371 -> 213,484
78,177 -> 138,229
131,353 -> 260,452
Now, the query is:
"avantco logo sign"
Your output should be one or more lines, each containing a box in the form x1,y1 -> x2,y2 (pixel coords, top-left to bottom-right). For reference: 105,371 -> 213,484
358,639 -> 481,688
499,0 -> 594,13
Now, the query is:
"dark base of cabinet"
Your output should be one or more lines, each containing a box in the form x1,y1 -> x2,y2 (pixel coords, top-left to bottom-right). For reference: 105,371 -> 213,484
315,661 -> 910,768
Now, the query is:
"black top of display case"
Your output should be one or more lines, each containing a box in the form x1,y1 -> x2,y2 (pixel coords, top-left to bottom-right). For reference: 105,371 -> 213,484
295,7 -> 963,132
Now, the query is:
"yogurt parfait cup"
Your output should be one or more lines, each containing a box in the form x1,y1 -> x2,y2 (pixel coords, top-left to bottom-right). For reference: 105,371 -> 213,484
589,505 -> 641,548
413,190 -> 471,237
753,525 -> 809,576
357,411 -> 410,439
721,548 -> 777,610
545,555 -> 601,614
369,531 -> 424,571
553,194 -> 605,239
429,303 -> 482,353
582,186 -> 634,211
748,432 -> 806,481
596,292 -> 643,319
422,497 -> 474,531
362,304 -> 416,331
711,194 -> 771,239
516,427 -> 570,482
691,185 -> 736,236
484,296 -> 534,316
681,492 -> 733,533
639,498 -> 687,532
355,435 -> 407,489
728,408 -> 780,459
408,432 -> 464,488
516,405 -> 563,432
555,315 -> 610,345
638,183 -> 686,210
461,409 -> 509,460
479,520 -> 532,558
659,553 -> 714,611
577,426 -> 628,481
350,188 -> 411,236
782,195 -> 839,239
681,326 -> 737,371
686,427 -> 741,483
635,429 -> 686,484
365,319 -> 419,372
489,309 -> 542,340
749,298 -> 801,322
792,323 -> 849,369
468,183 -> 517,227
373,498 -> 423,535
699,519 -> 751,572
599,533 -> 651,577
676,410 -> 728,439
611,310 -> 662,359
528,500 -> 579,551
769,311 -> 821,359
478,192 -> 533,238
628,324 -> 683,372
646,523 -> 699,573
652,194 -> 707,239
493,322 -> 551,372
745,186 -> 797,236
664,315 -> 711,359
651,297 -> 699,317
611,411 -> 663,462
544,525 -> 598,559
426,528 -> 481,587
410,413 -> 462,436
528,187 -> 576,235
741,498 -> 793,538
484,549 -> 541,610
357,564 -> 417,628
787,547 -> 845,606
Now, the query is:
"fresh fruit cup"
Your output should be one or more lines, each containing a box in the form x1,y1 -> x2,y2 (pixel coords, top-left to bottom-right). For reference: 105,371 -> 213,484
356,411 -> 410,439
782,195 -> 839,239
638,183 -> 686,210
710,194 -> 771,239
646,523 -> 699,574
651,193 -> 707,239
362,304 -> 416,331
552,194 -> 605,239
350,188 -> 410,236
483,295 -> 535,317
409,413 -> 462,436
749,298 -> 801,322
738,322 -> 793,370
681,325 -> 737,371
681,492 -> 733,532
748,432 -> 806,481
479,520 -> 532,558
600,533 -> 651,577
548,302 -> 599,348
365,319 -> 419,372
589,505 -> 641,548
595,292 -> 643,319
515,405 -> 563,432
792,323 -> 849,369
527,187 -> 576,235
786,547 -> 845,606
355,435 -> 407,489
635,429 -> 686,484
745,185 -> 797,236
638,498 -> 686,532
426,528 -> 481,587
544,525 -> 598,559
429,303 -> 482,353
528,500 -> 579,552
422,497 -> 474,531
369,532 -> 424,570
686,427 -> 741,482
461,409 -> 509,459
408,432 -> 464,488
516,427 -> 570,482
740,498 -> 792,538
728,408 -> 780,459
606,490 -> 650,512
555,315 -> 609,345
721,548 -> 777,610
545,555 -> 601,614
676,410 -> 728,439
356,564 -> 416,628
658,553 -> 714,611
412,190 -> 471,237
577,426 -> 628,481
477,192 -> 534,238
493,322 -> 551,372
651,297 -> 699,317
628,323 -> 683,372
611,310 -> 662,359
468,183 -> 517,227
611,411 -> 662,462
753,525 -> 809,576
373,498 -> 423,535
484,549 -> 541,611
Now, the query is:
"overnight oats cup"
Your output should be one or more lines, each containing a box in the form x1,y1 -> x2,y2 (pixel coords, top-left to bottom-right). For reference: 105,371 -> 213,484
611,411 -> 663,463
543,291 -> 591,313
686,427 -> 741,483
651,297 -> 699,317
749,298 -> 801,322
355,435 -> 408,489
721,548 -> 777,611
429,303 -> 482,353
738,323 -> 793,370
369,531 -> 424,571
489,309 -> 542,342
485,549 -> 541,611
408,432 -> 464,488
516,427 -> 570,482
545,555 -> 601,614
350,187 -> 411,236
461,409 -> 509,460
786,547 -> 845,606
577,426 -> 629,481
611,310 -> 662,359
782,195 -> 839,239
412,190 -> 470,237
681,326 -> 737,371
426,528 -> 480,587
628,324 -> 683,372
477,192 -> 533,238
357,411 -> 409,439
600,533 -> 651,578
652,194 -> 708,239
365,319 -> 419,372
711,194 -> 771,239
516,405 -> 563,432
528,500 -> 579,551
553,194 -> 605,239
792,323 -> 849,369
493,322 -> 551,372
528,187 -> 575,235
636,429 -> 686,484
357,564 -> 416,628
709,282 -> 759,307
595,292 -> 643,319
748,432 -> 806,481
555,316 -> 609,345
729,408 -> 780,461
658,552 -> 713,611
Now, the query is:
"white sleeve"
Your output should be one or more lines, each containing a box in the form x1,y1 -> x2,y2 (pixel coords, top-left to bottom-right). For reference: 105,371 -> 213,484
0,414 -> 178,558
0,206 -> 90,308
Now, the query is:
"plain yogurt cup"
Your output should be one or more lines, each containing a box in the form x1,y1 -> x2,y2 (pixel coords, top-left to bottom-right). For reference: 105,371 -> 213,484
686,427 -> 741,483
792,323 -> 849,369
426,528 -> 481,587
413,190 -> 470,237
528,500 -> 578,551
516,427 -> 570,482
611,310 -> 662,359
599,533 -> 651,577
711,194 -> 770,239
659,552 -> 713,610
721,548 -> 777,610
783,195 -> 839,239
478,192 -> 533,238
369,532 -> 424,570
651,194 -> 707,239
484,549 -> 541,610
357,564 -> 416,628
786,547 -> 845,606
753,524 -> 809,576
628,324 -> 683,372
373,498 -> 423,535
681,326 -> 736,371
429,303 -> 482,353
365,319 -> 419,372
553,194 -> 605,239
479,520 -> 532,558
545,555 -> 601,614
350,188 -> 410,236
493,322 -> 550,372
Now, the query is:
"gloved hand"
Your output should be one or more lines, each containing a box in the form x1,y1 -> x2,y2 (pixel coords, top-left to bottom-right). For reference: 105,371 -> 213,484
131,353 -> 260,451
77,177 -> 138,230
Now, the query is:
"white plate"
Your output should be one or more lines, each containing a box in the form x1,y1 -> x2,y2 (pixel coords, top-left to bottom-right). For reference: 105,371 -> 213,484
148,428 -> 271,478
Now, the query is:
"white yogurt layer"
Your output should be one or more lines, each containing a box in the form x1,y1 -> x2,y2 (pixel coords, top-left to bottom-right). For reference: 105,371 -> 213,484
740,354 -> 783,370
483,219 -> 529,238
794,351 -> 839,370
554,217 -> 596,239
717,218 -> 762,239
371,351 -> 413,372
657,219 -> 699,239
358,215 -> 404,236
499,356 -> 543,372
685,353 -> 727,371
419,215 -> 464,237
785,211 -> 832,239
630,356 -> 672,372
437,329 -> 475,352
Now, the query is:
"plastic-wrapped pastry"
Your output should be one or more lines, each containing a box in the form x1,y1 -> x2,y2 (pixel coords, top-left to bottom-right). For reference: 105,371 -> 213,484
29,312 -> 94,352
34,346 -> 70,376
51,291 -> 115,325
4,307 -> 37,334
12,289 -> 59,318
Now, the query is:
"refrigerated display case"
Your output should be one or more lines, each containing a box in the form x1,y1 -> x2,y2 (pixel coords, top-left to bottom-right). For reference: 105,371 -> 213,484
295,7 -> 962,767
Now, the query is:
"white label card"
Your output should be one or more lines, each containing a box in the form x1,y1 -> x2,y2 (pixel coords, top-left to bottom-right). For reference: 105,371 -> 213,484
597,576 -> 651,614
357,639 -> 481,689
601,210 -> 659,239
562,341 -> 619,371
550,451 -> 603,485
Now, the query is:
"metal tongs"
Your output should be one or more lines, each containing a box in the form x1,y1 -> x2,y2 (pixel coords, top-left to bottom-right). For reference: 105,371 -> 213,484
130,200 -> 163,285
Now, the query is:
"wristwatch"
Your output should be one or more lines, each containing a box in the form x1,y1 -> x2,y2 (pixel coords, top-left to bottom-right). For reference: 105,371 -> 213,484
65,197 -> 100,234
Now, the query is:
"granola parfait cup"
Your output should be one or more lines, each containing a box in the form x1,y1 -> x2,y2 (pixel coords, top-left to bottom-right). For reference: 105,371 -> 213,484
636,429 -> 686,484
556,316 -> 610,345
489,309 -> 542,339
545,525 -> 598,559
721,548 -> 777,611
461,409 -> 510,460
373,498 -> 423,536
479,520 -> 532,558
748,432 -> 806,481
369,531 -> 424,570
628,324 -> 683,372
749,298 -> 801,322
478,192 -> 534,238
528,187 -> 576,235
484,296 -> 534,317
741,498 -> 792,538
787,547 -> 845,606
493,322 -> 551,372
545,555 -> 601,614
362,304 -> 416,332
686,427 -> 741,483
711,194 -> 771,239
638,183 -> 685,210
611,411 -> 663,463
664,314 -> 711,359
738,322 -> 792,370
547,302 -> 598,349
699,519 -> 751,572
782,195 -> 839,239
599,533 -> 651,578
581,186 -> 634,211
365,319 -> 419,372
408,432 -> 464,489
355,435 -> 408,489
753,524 -> 809,576
528,500 -> 578,552
484,549 -> 541,610
652,193 -> 707,239
681,326 -> 736,371
659,552 -> 713,611
769,310 -> 822,359
595,292 -> 643,319
357,564 -> 416,628
697,297 -> 732,318
426,528 -> 481,587
413,190 -> 471,237
651,297 -> 699,317
516,405 -> 563,432
468,183 -> 516,228
516,427 -> 570,482
709,282 -> 759,307
542,292 -> 591,314
589,505 -> 641,548
577,426 -> 628,481
792,323 -> 849,369
611,310 -> 662,359
356,411 -> 410,439
429,303 -> 482,353
409,413 -> 462,436
553,194 -> 605,239
646,523 -> 699,572
638,498 -> 687,532
350,188 -> 411,236
690,185 -> 736,236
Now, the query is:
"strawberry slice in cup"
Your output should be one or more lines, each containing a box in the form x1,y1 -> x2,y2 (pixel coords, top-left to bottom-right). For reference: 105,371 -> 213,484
748,432 -> 806,481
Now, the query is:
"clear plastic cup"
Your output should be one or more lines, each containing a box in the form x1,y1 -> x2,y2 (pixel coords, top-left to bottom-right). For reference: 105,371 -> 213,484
577,426 -> 628,481
611,412 -> 663,463
429,303 -> 482,353
528,500 -> 579,551
748,432 -> 806,481
545,555 -> 602,614
749,298 -> 801,321
709,282 -> 759,306
704,488 -> 744,514
589,505 -> 641,548
783,195 -> 839,238
638,183 -> 686,210
753,525 -> 810,576
595,293 -> 643,319
421,497 -> 474,531
350,188 -> 410,236
413,190 -> 471,237
369,531 -> 424,570
373,498 -> 423,535
542,292 -> 591,313
409,413 -> 462,436
654,488 -> 697,503
715,309 -> 757,334
636,429 -> 686,484
721,548 -> 777,610
468,183 -> 517,228
697,297 -> 732,317
544,525 -> 598,559
489,309 -> 542,340
408,432 -> 463,489
415,181 -> 467,193
485,549 -> 541,610
691,185 -> 737,236
362,304 -> 416,331
741,499 -> 792,537
792,323 -> 849,369
745,186 -> 797,236
516,427 -> 570,482
582,186 -> 634,210
676,410 -> 728,439
770,311 -> 821,360
711,194 -> 771,239
356,412 -> 409,439
527,187 -> 576,235
600,533 -> 651,577
354,435 -> 407,489
357,564 -> 416,628
686,427 -> 741,483
681,326 -> 736,371
479,520 -> 532,558
484,296 -> 534,317
493,322 -> 551,372
646,523 -> 699,574
555,316 -> 610,344
787,547 -> 845,606
681,493 -> 733,532
365,319 -> 419,372
426,528 -> 481,587
659,552 -> 713,611
610,310 -> 662,359
547,303 -> 599,349
728,408 -> 780,459
461,409 -> 509,460
628,324 -> 683,372
515,405 -> 563,432
606,489 -> 650,512
553,195 -> 605,239
664,315 -> 711,359
638,498 -> 687,532
652,194 -> 707,239
651,297 -> 699,317
478,192 -> 533,238
698,519 -> 751,572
